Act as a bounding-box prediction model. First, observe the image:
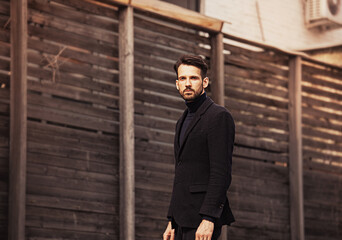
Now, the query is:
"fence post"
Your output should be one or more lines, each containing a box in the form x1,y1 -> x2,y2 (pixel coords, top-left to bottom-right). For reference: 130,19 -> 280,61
119,6 -> 135,240
288,56 -> 305,240
210,32 -> 228,240
9,0 -> 28,239
210,32 -> 224,106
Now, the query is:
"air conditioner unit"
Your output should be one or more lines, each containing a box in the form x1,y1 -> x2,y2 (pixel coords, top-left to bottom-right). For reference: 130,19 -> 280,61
306,0 -> 342,28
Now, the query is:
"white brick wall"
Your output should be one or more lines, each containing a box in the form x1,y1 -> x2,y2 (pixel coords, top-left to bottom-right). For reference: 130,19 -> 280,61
204,0 -> 342,51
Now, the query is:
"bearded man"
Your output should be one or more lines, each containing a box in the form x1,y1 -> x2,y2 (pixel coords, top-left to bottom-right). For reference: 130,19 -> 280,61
163,55 -> 235,240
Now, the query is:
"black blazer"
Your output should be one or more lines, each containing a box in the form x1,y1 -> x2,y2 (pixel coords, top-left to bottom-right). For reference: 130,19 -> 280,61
167,97 -> 235,228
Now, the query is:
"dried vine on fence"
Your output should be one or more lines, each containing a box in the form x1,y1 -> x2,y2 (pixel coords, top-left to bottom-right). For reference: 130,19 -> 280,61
41,46 -> 68,82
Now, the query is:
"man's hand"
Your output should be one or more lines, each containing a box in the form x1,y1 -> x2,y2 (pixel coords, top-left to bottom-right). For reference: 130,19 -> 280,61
163,221 -> 175,240
196,219 -> 214,240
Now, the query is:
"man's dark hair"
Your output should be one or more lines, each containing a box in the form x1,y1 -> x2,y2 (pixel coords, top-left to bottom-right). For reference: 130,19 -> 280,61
174,55 -> 208,79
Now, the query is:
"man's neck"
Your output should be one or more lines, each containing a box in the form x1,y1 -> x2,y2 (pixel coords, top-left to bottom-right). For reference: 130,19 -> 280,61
185,92 -> 207,113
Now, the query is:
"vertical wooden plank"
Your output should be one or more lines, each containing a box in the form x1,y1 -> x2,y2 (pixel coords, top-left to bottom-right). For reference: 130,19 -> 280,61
210,32 -> 227,240
119,6 -> 135,240
288,56 -> 304,240
9,0 -> 28,240
210,32 -> 224,106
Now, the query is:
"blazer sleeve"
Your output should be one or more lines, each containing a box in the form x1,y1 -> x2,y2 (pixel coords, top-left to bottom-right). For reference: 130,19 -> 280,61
199,110 -> 235,218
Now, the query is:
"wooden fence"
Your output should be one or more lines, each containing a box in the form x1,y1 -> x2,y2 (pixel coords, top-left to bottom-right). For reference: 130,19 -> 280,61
0,0 -> 341,240
301,60 -> 342,240
223,39 -> 291,239
2,0 -> 121,239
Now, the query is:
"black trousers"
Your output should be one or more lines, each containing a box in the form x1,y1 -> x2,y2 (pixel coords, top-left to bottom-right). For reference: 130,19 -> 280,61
175,223 -> 222,240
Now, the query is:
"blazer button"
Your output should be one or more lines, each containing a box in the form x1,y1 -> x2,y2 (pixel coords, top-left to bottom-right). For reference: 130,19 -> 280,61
219,204 -> 224,208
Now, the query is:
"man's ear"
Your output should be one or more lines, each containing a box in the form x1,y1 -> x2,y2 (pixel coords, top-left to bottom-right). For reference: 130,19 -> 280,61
176,80 -> 179,90
203,77 -> 209,88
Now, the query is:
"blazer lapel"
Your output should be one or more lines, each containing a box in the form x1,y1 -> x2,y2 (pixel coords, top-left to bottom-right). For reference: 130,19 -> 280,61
177,97 -> 214,160
174,109 -> 188,160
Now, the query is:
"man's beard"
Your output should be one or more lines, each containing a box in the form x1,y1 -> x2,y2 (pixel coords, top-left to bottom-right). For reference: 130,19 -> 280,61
179,86 -> 203,101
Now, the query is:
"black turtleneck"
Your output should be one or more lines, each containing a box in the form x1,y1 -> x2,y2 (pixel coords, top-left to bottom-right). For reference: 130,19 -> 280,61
179,92 -> 207,147
185,91 -> 207,113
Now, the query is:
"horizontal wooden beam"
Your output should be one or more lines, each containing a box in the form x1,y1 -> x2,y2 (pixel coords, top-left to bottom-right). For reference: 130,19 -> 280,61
102,0 -> 130,6
113,0 -> 130,4
131,0 -> 223,32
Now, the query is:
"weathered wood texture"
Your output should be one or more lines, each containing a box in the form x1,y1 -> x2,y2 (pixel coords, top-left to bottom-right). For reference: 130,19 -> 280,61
0,0 -> 10,238
119,6 -> 135,240
131,0 -> 223,32
301,60 -> 342,240
9,0 -> 28,239
210,33 -> 224,106
288,56 -> 304,240
2,1 -> 341,240
223,39 -> 291,240
25,0 -> 120,239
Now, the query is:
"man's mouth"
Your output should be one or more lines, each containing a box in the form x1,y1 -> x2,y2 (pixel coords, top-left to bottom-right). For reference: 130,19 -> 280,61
184,89 -> 194,93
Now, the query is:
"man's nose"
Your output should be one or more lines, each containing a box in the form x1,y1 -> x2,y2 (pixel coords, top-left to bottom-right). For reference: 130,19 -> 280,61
185,78 -> 191,86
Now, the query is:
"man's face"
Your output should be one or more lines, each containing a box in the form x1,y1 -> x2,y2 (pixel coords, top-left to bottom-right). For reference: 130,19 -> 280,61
176,64 -> 209,102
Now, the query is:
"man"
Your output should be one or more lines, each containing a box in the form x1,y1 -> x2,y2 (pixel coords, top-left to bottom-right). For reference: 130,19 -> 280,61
163,55 -> 235,240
